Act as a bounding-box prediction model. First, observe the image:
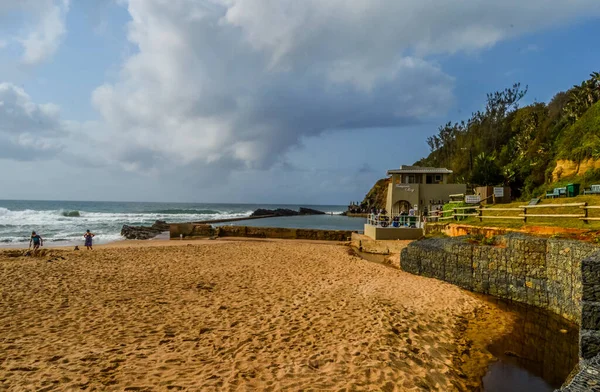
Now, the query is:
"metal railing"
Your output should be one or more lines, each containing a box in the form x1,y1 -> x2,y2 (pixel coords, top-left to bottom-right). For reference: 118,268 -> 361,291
366,214 -> 422,228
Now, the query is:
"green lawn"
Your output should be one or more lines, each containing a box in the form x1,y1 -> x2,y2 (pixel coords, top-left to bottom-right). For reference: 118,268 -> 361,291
446,195 -> 600,230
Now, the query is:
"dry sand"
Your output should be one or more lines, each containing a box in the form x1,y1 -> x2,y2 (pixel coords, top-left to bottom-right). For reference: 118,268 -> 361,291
0,240 -> 513,391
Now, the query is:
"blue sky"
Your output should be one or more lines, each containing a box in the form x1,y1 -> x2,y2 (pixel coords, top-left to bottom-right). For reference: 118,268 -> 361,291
1,0 -> 600,204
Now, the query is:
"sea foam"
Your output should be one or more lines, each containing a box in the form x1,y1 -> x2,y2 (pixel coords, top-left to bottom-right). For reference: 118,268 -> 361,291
0,207 -> 253,246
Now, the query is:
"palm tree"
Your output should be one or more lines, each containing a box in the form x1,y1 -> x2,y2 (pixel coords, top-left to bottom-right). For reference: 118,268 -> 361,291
471,152 -> 504,186
565,90 -> 583,122
590,71 -> 600,101
565,80 -> 596,122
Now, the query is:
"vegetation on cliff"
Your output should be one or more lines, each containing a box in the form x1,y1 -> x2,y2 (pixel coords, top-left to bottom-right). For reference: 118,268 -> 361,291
360,178 -> 390,210
414,72 -> 600,199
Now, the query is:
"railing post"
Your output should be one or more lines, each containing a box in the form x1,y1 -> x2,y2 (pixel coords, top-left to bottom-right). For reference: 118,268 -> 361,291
523,207 -> 527,223
478,205 -> 483,222
584,202 -> 589,224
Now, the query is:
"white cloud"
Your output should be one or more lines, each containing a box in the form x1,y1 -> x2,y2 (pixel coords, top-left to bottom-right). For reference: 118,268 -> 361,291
222,0 -> 599,59
92,0 -> 452,172
2,0 -> 599,180
0,0 -> 70,64
90,0 -> 600,174
0,82 -> 66,160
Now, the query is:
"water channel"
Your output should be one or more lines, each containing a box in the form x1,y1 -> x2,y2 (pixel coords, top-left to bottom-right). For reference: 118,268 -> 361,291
351,249 -> 579,391
479,297 -> 578,392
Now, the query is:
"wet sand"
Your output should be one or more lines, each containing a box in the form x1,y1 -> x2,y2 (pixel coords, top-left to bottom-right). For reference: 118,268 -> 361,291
0,240 -> 514,391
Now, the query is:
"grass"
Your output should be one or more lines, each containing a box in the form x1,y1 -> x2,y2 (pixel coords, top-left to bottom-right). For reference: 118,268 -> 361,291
534,170 -> 600,199
449,195 -> 600,230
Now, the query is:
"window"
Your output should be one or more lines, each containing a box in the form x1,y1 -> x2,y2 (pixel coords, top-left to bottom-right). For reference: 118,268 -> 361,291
403,174 -> 424,183
427,174 -> 442,184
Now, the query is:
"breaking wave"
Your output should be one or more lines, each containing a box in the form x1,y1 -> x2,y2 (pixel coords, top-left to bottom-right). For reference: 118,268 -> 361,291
148,209 -> 221,215
0,206 -> 254,246
0,202 -> 347,246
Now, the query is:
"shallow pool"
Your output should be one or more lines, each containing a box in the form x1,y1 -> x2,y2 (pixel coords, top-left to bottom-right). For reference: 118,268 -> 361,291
480,297 -> 579,391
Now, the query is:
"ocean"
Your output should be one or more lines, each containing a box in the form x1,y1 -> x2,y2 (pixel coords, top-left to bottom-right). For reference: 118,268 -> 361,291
0,200 -> 363,247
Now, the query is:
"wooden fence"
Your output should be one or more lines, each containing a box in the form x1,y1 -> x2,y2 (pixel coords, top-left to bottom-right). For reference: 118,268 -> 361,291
435,202 -> 597,223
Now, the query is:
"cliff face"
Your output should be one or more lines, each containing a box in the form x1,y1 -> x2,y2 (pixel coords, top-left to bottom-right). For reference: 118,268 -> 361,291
552,158 -> 600,182
361,178 -> 390,210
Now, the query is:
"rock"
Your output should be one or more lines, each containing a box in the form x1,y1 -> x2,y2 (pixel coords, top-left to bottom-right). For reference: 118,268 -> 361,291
249,209 -> 274,217
298,207 -> 326,215
250,208 -> 299,217
250,208 -> 326,217
152,220 -> 170,231
121,220 -> 170,240
121,225 -> 158,240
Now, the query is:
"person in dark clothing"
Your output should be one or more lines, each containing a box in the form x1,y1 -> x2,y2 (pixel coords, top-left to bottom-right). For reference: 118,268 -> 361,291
29,231 -> 43,251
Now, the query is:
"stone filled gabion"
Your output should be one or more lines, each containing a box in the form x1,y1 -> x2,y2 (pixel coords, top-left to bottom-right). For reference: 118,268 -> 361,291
400,234 -> 600,367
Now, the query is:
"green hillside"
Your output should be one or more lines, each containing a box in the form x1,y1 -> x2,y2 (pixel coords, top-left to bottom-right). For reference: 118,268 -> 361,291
414,72 -> 600,199
451,195 -> 600,231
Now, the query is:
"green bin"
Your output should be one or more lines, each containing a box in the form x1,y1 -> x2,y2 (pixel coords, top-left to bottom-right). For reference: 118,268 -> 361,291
566,183 -> 580,197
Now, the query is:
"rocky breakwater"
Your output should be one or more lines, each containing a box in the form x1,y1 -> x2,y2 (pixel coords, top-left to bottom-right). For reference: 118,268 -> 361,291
250,208 -> 299,217
250,207 -> 326,217
121,220 -> 170,240
299,207 -> 326,215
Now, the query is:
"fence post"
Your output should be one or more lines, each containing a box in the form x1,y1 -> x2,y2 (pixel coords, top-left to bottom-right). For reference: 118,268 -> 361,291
584,202 -> 589,224
478,205 -> 483,222
523,207 -> 527,223
453,208 -> 457,221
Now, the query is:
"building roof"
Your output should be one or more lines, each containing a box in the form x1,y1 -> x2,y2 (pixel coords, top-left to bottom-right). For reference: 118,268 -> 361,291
386,165 -> 453,175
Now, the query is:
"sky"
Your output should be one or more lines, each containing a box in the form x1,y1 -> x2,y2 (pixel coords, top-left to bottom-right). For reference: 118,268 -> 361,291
1,0 -> 600,205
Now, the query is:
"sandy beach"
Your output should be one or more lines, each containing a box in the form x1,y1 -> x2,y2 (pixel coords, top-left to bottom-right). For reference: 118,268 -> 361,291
0,239 -> 513,391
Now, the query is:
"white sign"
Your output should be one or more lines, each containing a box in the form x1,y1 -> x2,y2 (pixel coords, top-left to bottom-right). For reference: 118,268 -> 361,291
494,187 -> 504,198
465,195 -> 481,204
395,185 -> 415,192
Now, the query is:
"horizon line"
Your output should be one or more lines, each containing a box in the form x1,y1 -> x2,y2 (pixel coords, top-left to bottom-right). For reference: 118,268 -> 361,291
0,198 -> 349,207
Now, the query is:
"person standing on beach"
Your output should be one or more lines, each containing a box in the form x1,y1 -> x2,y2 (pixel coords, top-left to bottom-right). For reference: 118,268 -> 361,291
29,231 -> 43,251
84,230 -> 95,250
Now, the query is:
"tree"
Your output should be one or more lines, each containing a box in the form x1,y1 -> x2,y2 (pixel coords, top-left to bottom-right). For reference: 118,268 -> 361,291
411,71 -> 600,200
590,71 -> 600,99
564,72 -> 600,123
471,152 -> 504,186
559,100 -> 600,163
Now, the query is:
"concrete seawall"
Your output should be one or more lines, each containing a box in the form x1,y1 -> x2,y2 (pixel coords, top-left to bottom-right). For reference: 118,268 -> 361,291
170,223 -> 354,242
345,213 -> 368,218
350,233 -> 412,255
400,234 -> 600,390
191,215 -> 278,225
